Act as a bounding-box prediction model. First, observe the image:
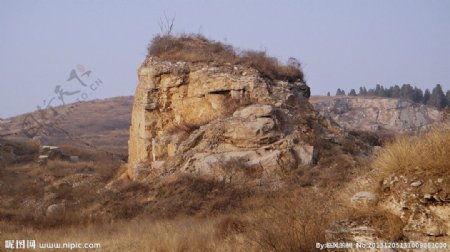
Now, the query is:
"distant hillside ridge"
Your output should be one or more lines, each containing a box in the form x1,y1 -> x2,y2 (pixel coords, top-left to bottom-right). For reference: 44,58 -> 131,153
311,96 -> 445,133
0,96 -> 133,157
332,83 -> 450,110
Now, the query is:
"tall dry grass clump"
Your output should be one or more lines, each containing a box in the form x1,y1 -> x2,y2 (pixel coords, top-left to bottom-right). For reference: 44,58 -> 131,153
244,189 -> 332,252
373,127 -> 450,177
147,34 -> 304,82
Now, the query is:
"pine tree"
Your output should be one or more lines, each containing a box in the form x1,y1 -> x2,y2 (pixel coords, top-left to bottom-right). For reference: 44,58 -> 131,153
391,85 -> 401,98
349,89 -> 357,96
446,90 -> 450,107
412,87 -> 424,103
375,84 -> 383,97
336,88 -> 346,96
400,84 -> 414,101
385,86 -> 393,98
429,84 -> 447,110
359,87 -> 367,96
327,92 -> 331,97
423,89 -> 431,104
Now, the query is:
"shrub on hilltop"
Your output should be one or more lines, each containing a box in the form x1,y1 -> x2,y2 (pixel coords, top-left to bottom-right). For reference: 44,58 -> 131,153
147,34 -> 304,82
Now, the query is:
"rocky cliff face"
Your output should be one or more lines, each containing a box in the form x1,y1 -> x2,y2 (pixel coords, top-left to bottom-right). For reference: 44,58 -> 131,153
327,176 -> 450,251
380,176 -> 450,244
127,57 -> 326,180
311,97 -> 443,132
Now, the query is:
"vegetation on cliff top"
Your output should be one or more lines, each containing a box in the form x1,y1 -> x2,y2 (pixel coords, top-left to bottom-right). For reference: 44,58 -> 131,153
147,34 -> 304,82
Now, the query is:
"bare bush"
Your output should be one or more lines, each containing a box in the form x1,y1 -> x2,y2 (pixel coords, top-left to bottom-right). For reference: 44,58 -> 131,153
158,12 -> 175,36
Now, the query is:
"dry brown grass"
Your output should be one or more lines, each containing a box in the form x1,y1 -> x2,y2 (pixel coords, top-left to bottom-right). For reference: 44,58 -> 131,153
0,217 -> 252,252
148,34 -> 304,82
0,142 -> 123,230
141,175 -> 255,218
353,209 -> 404,240
347,130 -> 395,147
2,144 -> 350,251
373,127 -> 450,178
245,189 -> 332,252
1,134 -> 374,251
149,34 -> 236,64
1,187 -> 340,252
0,138 -> 39,164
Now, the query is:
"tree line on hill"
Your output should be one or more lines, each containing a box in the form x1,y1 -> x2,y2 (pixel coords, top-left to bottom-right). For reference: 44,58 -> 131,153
329,84 -> 450,110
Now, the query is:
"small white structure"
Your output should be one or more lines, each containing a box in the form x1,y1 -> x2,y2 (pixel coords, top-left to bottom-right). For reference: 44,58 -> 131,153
69,156 -> 79,162
41,145 -> 59,151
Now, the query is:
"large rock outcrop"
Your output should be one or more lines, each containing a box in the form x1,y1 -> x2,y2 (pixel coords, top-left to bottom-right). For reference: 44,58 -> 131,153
127,57 -> 324,180
311,97 -> 443,132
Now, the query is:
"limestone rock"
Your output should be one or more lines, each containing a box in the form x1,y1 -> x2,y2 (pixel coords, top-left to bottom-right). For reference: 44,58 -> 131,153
351,191 -> 379,205
410,180 -> 422,187
232,104 -> 274,119
326,218 -> 395,252
127,57 -> 325,180
311,97 -> 443,133
379,176 -> 450,243
330,175 -> 450,247
292,145 -> 318,166
46,203 -> 65,217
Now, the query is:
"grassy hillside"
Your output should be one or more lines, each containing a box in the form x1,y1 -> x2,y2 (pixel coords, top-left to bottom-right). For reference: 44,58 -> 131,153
0,131 -> 371,251
0,96 -> 133,158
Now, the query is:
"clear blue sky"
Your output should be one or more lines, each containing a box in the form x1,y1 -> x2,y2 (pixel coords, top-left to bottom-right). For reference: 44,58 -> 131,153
1,0 -> 450,118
